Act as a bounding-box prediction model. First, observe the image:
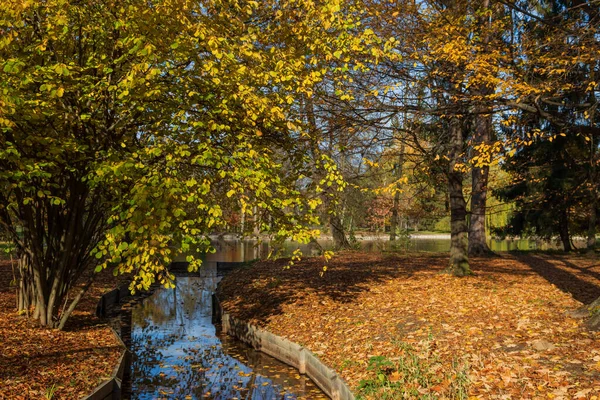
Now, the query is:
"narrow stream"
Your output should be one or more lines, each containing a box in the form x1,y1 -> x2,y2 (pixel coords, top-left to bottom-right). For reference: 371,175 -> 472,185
129,263 -> 328,400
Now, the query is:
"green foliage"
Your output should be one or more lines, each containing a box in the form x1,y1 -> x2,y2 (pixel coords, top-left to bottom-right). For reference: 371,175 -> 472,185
433,217 -> 451,233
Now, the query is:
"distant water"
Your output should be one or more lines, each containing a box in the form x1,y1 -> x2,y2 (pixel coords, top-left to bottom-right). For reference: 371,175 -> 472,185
185,235 -> 581,263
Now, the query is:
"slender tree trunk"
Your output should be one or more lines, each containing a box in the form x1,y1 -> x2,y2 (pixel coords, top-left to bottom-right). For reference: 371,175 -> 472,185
17,254 -> 35,315
587,127 -> 597,252
390,195 -> 399,241
240,208 -> 245,235
446,118 -> 471,276
57,275 -> 95,330
588,201 -> 597,252
253,205 -> 260,236
390,148 -> 405,241
303,95 -> 350,249
559,207 -> 572,252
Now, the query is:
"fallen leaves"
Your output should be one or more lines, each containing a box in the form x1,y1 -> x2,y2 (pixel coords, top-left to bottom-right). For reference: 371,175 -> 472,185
0,260 -> 123,399
218,252 -> 600,399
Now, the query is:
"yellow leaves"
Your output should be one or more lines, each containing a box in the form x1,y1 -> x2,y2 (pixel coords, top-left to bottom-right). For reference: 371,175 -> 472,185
53,63 -> 69,76
364,158 -> 379,168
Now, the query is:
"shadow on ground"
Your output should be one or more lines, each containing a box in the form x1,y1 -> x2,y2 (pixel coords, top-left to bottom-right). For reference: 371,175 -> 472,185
515,254 -> 600,304
218,251 -> 600,323
218,252 -> 449,323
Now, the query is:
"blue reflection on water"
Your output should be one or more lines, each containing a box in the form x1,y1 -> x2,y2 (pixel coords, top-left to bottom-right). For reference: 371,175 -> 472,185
130,270 -> 327,400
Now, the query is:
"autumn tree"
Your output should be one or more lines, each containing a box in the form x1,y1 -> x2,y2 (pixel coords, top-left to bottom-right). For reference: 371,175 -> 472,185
0,0 -> 364,328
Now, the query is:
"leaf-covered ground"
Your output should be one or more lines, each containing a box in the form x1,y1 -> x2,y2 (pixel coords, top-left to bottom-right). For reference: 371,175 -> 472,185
218,252 -> 600,399
0,259 -> 123,399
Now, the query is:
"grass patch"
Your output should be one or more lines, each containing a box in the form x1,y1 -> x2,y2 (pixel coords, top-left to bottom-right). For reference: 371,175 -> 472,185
357,338 -> 469,400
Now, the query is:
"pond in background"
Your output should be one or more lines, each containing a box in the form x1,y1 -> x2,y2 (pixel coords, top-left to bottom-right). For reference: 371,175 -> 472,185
193,235 -> 583,263
130,270 -> 328,400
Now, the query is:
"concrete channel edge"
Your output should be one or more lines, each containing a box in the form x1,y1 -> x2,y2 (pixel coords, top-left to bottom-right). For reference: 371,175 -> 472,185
214,295 -> 355,400
82,285 -> 132,400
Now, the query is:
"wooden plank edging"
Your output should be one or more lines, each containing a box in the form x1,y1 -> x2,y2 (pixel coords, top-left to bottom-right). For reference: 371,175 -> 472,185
214,295 -> 355,400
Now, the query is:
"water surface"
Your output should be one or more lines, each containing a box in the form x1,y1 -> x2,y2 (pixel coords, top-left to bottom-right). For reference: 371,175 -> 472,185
130,267 -> 328,399
199,235 -> 580,263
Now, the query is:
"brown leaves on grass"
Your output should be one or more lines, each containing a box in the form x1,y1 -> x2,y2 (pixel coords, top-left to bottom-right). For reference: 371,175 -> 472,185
218,252 -> 600,399
0,260 -> 123,399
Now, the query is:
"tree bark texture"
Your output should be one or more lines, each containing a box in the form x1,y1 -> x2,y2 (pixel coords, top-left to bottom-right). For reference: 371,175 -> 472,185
390,148 -> 405,241
446,118 -> 471,276
468,0 -> 493,256
559,207 -> 573,252
468,113 -> 492,256
329,213 -> 350,250
587,201 -> 597,252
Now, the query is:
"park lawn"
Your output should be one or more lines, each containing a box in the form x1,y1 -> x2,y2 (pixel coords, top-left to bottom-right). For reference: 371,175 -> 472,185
0,259 -> 123,400
218,251 -> 600,399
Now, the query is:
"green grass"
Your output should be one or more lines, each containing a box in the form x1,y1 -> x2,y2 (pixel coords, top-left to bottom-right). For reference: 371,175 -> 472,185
356,338 -> 469,400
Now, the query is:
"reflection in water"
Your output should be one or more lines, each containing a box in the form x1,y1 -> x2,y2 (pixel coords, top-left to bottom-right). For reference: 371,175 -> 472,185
130,272 -> 328,400
187,236 -> 582,263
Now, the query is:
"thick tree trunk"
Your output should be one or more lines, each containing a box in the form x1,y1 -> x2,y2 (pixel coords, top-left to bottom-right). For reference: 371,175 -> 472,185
469,164 -> 491,255
448,170 -> 470,276
569,296 -> 600,330
446,118 -> 471,276
559,207 -> 572,252
468,0 -> 493,257
468,4 -> 493,256
586,296 -> 600,330
330,213 -> 350,250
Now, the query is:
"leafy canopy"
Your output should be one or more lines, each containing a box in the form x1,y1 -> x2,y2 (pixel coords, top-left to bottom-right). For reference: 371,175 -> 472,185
0,0 -> 369,292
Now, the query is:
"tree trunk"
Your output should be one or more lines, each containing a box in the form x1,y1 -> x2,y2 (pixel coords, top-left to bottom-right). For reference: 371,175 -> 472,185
330,213 -> 350,250
390,195 -> 399,241
469,162 -> 492,256
240,207 -> 245,235
446,118 -> 471,276
586,295 -> 600,330
559,207 -> 572,252
468,0 -> 493,257
17,254 -> 35,315
303,94 -> 350,249
390,148 -> 404,241
587,71 -> 598,253
569,296 -> 600,330
587,201 -> 596,252
57,275 -> 95,330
